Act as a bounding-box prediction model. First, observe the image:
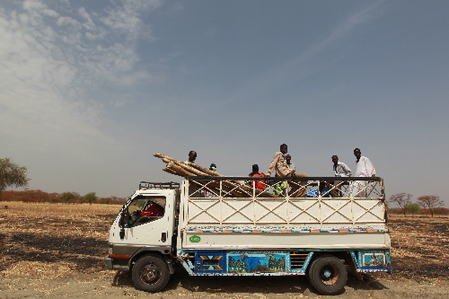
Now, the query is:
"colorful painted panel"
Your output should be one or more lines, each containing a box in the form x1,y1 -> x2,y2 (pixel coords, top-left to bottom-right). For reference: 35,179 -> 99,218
362,252 -> 386,266
185,227 -> 388,234
356,250 -> 392,273
227,252 -> 289,273
194,252 -> 227,273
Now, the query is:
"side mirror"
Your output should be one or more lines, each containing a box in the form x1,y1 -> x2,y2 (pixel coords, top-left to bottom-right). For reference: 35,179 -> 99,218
120,209 -> 129,228
119,209 -> 129,240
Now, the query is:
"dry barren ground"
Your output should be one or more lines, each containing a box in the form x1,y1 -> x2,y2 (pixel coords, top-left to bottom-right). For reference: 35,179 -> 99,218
1,201 -> 448,299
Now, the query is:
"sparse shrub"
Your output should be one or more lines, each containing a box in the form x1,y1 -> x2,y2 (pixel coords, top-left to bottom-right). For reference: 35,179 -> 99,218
405,203 -> 421,215
83,192 -> 97,204
433,207 -> 449,215
59,192 -> 80,203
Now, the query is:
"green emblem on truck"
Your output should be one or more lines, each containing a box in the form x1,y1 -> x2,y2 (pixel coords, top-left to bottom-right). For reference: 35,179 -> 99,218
190,235 -> 201,243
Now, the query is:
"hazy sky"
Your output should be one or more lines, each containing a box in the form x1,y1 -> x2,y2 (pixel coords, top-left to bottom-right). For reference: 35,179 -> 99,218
1,0 -> 448,206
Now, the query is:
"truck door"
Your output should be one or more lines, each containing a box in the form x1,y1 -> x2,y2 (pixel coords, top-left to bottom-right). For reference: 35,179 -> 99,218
118,194 -> 173,247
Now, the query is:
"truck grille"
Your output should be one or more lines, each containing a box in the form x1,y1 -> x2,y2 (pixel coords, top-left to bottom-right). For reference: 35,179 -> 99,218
290,252 -> 309,270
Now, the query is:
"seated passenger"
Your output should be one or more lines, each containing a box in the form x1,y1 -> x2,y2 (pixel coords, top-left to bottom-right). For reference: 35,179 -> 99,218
141,202 -> 164,217
319,181 -> 331,197
249,164 -> 266,191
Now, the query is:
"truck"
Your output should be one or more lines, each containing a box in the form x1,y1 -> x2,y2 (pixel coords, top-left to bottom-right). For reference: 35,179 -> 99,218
105,176 -> 392,295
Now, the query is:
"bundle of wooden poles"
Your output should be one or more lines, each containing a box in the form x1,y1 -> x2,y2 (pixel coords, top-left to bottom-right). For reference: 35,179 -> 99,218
153,153 -> 273,197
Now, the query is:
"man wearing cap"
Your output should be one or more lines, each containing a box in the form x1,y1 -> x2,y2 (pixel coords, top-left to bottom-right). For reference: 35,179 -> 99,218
331,155 -> 352,197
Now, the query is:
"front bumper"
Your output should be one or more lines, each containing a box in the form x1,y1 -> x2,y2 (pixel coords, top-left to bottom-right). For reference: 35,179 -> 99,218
104,254 -> 130,271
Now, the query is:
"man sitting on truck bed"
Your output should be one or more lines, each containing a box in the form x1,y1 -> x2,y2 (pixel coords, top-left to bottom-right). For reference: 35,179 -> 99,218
265,143 -> 307,196
249,164 -> 266,191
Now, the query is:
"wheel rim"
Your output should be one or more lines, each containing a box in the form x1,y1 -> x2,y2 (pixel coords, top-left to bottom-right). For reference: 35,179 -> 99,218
319,264 -> 339,286
139,263 -> 162,285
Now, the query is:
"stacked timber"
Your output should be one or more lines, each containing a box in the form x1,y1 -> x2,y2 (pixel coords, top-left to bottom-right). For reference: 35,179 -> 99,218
153,153 -> 220,177
153,153 -> 273,197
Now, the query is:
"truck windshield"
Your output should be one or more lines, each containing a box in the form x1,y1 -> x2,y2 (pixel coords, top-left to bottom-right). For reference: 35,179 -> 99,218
126,196 -> 166,227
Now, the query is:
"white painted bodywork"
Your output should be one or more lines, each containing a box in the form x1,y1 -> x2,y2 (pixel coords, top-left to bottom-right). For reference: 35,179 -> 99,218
177,178 -> 390,251
108,189 -> 177,248
109,178 -> 390,252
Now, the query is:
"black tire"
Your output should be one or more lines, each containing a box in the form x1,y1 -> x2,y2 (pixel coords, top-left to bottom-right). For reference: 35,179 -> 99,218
132,255 -> 170,292
306,254 -> 348,295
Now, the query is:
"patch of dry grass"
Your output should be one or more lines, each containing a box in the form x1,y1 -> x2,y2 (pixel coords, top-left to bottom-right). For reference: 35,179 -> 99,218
0,201 -> 120,276
388,214 -> 449,281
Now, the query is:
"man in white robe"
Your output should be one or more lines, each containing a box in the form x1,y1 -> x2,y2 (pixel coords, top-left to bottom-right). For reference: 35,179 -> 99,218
352,148 -> 376,197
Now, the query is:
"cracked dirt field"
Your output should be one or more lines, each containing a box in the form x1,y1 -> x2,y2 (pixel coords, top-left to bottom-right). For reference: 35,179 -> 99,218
1,201 -> 448,298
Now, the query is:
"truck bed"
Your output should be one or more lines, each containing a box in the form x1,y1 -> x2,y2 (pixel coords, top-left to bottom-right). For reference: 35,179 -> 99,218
179,177 -> 389,250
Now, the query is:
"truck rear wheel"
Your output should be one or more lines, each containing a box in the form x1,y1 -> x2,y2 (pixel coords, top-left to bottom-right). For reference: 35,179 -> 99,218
132,255 -> 170,292
307,254 -> 348,295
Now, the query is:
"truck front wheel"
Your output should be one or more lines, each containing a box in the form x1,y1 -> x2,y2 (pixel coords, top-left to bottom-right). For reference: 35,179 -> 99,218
132,255 -> 170,292
307,254 -> 348,295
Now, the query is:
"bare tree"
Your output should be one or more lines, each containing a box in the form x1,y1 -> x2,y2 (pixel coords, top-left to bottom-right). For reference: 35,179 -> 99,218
417,195 -> 444,217
389,193 -> 412,216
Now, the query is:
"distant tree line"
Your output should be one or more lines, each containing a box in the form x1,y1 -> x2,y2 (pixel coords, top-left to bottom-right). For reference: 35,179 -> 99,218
388,193 -> 447,217
0,157 -> 125,205
0,189 -> 126,205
